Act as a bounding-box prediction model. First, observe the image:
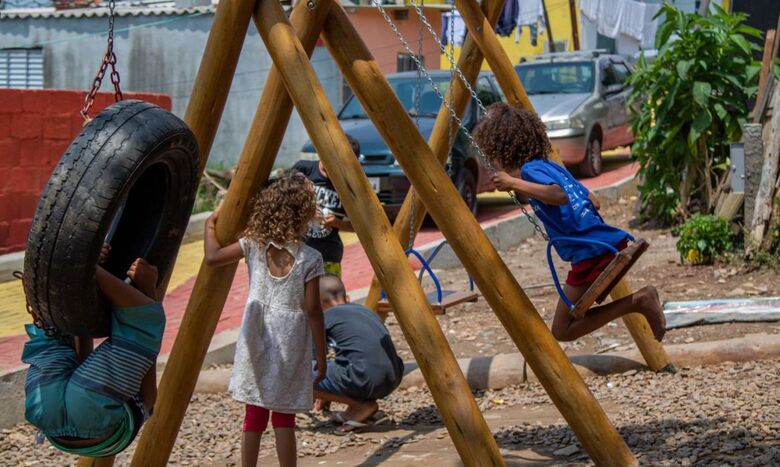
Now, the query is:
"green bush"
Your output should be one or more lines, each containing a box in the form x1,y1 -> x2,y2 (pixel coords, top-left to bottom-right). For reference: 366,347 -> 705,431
629,3 -> 761,225
676,214 -> 734,265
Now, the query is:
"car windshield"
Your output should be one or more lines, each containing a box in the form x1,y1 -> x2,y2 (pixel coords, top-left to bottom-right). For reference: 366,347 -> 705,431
338,76 -> 452,119
516,61 -> 595,95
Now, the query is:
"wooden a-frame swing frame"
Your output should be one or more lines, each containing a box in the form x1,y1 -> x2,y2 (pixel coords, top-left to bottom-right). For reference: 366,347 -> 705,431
72,0 -> 672,465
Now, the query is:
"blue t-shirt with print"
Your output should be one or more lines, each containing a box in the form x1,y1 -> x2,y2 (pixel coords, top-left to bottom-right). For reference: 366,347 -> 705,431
520,159 -> 629,264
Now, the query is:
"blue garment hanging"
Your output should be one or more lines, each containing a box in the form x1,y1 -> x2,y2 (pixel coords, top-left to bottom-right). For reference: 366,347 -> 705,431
496,0 -> 519,37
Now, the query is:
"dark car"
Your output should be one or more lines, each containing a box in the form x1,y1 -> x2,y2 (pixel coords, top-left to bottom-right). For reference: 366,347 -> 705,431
299,70 -> 503,218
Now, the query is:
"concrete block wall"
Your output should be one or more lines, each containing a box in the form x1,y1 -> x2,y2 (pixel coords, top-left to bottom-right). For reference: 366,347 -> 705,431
0,89 -> 171,255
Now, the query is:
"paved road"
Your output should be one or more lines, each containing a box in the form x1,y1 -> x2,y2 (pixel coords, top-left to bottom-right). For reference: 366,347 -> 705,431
0,158 -> 636,373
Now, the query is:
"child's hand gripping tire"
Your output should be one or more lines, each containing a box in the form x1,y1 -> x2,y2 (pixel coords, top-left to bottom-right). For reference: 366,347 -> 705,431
23,100 -> 199,337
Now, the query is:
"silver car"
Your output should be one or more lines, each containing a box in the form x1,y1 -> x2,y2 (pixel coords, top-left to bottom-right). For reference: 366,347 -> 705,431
515,50 -> 634,177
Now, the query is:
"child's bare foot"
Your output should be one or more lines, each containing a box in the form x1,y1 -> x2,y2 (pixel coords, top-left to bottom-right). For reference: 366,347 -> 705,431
128,258 -> 158,300
637,286 -> 666,341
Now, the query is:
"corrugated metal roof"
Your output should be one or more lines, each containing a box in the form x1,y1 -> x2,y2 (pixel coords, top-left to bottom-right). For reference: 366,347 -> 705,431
0,2 -> 215,19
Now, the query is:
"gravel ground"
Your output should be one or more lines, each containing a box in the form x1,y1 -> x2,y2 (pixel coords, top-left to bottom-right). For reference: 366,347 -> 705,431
2,359 -> 778,465
385,196 -> 780,361
3,195 -> 780,465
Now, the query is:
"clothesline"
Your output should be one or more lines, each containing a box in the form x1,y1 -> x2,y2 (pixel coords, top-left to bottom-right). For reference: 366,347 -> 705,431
580,0 -> 662,45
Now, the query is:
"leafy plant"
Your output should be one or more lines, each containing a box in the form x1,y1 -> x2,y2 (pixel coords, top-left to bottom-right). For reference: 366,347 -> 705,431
676,214 -> 734,265
629,3 -> 762,225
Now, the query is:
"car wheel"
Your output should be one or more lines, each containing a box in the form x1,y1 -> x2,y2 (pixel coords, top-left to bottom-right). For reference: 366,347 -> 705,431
457,170 -> 478,216
578,133 -> 603,178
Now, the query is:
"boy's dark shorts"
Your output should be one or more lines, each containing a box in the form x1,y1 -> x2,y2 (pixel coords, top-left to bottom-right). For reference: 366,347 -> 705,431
566,239 -> 629,287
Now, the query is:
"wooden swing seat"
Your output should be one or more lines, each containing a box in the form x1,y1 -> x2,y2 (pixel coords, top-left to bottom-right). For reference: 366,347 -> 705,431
569,238 -> 649,319
377,289 -> 479,315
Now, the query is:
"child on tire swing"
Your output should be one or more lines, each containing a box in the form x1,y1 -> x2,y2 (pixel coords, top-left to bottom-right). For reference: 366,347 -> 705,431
204,171 -> 327,467
21,245 -> 164,457
472,103 -> 666,342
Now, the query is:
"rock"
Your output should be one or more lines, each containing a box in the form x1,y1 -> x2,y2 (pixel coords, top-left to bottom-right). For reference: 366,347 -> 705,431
553,444 -> 580,456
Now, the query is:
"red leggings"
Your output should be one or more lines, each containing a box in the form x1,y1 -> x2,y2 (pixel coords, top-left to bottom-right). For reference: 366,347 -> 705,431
243,404 -> 296,432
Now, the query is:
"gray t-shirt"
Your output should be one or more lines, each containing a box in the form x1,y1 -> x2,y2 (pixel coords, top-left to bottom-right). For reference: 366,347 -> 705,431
324,304 -> 404,401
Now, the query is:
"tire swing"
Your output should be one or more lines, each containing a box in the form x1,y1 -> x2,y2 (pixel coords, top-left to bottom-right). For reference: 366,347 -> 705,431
22,101 -> 199,337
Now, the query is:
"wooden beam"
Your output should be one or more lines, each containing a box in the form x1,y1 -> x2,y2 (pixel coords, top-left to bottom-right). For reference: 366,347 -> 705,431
321,4 -> 635,465
569,0 -> 580,50
253,0 -> 505,464
364,0 -> 505,312
128,1 -> 331,465
748,85 -> 780,254
753,29 -> 776,123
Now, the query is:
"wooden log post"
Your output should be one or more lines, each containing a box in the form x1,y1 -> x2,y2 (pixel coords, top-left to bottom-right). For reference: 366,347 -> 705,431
253,0 -> 505,464
454,0 -> 670,372
129,2 -> 331,465
321,4 -> 635,465
364,0 -> 505,311
748,85 -> 780,253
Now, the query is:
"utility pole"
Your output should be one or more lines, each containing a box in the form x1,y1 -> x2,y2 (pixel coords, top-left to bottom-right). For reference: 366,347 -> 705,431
697,0 -> 711,16
568,0 -> 580,50
542,0 -> 556,52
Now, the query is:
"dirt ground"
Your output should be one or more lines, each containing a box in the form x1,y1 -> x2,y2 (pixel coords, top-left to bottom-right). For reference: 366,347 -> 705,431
3,195 -> 780,466
384,196 -> 780,361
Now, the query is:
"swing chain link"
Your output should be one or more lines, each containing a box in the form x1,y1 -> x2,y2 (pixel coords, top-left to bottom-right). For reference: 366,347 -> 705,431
371,0 -> 547,239
81,0 -> 124,121
409,0 -> 485,115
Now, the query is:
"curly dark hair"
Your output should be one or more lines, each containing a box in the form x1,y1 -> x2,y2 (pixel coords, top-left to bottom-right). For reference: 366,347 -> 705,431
472,103 -> 551,170
244,170 -> 316,246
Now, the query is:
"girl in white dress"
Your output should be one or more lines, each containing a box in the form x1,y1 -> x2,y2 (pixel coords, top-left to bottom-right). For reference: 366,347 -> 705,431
204,172 -> 327,467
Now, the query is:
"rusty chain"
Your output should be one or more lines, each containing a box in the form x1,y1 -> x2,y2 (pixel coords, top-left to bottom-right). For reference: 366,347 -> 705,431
81,0 -> 123,121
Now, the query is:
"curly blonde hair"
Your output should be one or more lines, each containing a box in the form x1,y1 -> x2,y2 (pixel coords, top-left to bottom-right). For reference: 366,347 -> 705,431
473,103 -> 552,170
244,171 -> 317,246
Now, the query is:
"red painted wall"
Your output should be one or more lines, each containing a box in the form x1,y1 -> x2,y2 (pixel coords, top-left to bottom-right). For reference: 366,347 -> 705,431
0,89 -> 172,255
347,7 -> 443,75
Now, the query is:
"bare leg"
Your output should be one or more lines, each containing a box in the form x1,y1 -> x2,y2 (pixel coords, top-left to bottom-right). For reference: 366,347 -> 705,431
140,363 -> 157,412
274,428 -> 297,467
241,432 -> 262,467
96,266 -> 154,308
551,285 -> 665,342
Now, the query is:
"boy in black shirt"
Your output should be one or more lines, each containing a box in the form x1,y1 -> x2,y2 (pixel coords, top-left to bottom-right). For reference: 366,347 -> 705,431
292,135 -> 360,276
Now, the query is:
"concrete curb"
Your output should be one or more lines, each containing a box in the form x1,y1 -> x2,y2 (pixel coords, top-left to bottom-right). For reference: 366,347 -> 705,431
0,212 -> 213,282
192,332 -> 780,394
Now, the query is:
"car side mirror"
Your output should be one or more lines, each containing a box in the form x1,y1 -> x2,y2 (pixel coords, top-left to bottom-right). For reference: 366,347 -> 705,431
604,83 -> 625,95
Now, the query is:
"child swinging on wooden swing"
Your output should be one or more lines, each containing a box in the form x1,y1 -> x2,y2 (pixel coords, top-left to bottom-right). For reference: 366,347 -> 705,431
473,103 -> 666,342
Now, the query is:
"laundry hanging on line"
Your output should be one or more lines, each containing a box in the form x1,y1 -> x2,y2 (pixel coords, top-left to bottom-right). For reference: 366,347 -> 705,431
581,0 -> 663,45
496,0 -> 519,37
441,10 -> 467,47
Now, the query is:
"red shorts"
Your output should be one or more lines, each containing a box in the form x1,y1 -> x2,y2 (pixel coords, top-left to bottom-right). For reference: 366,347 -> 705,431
566,239 -> 629,287
243,404 -> 296,432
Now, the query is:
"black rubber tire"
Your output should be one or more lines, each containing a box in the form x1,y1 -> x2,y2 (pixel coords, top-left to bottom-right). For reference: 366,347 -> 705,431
23,100 -> 199,337
577,132 -> 603,178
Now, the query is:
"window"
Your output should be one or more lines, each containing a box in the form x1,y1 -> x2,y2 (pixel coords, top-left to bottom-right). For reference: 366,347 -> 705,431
476,76 -> 499,107
517,61 -> 595,95
396,53 -> 424,72
610,62 -> 631,85
0,48 -> 43,89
